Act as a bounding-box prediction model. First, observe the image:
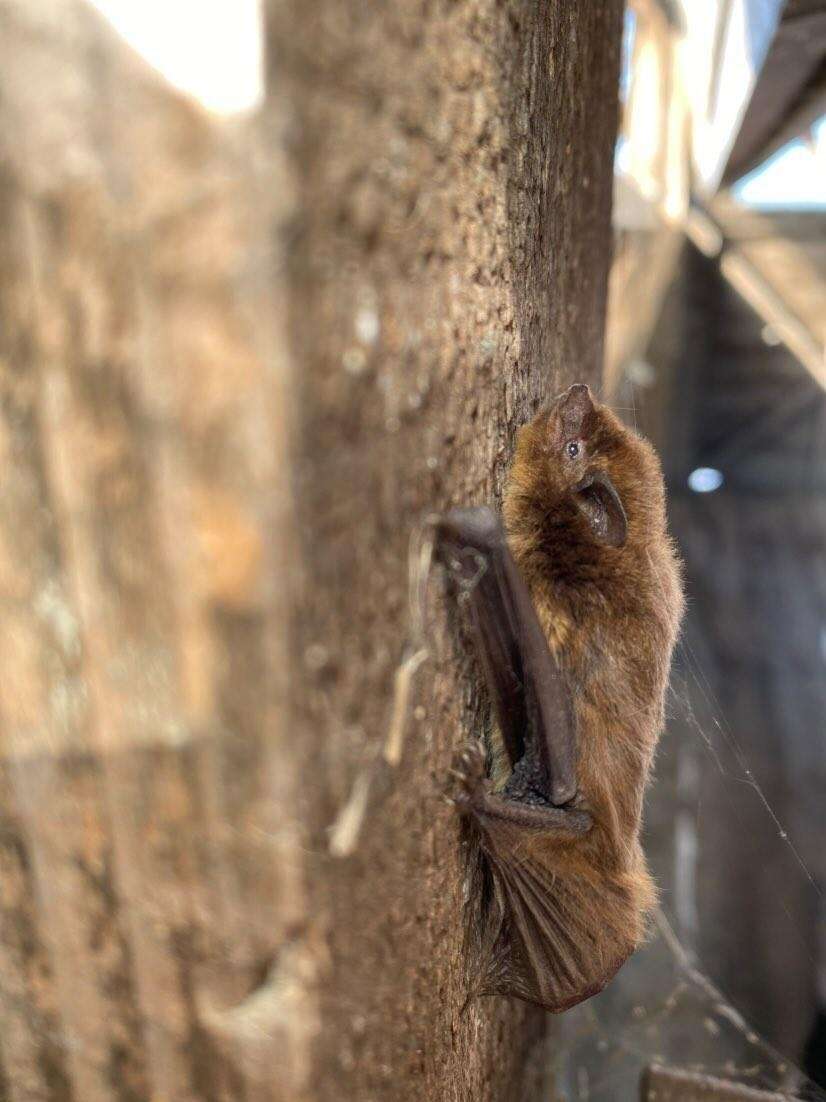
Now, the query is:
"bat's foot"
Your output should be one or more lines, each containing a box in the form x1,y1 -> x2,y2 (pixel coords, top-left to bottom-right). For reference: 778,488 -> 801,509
449,741 -> 592,835
436,508 -> 501,593
450,739 -> 489,811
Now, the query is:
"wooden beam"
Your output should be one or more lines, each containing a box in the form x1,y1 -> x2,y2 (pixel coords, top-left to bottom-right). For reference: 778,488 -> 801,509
724,12 -> 826,184
688,0 -> 784,195
684,206 -> 826,389
642,1064 -> 794,1101
606,0 -> 690,391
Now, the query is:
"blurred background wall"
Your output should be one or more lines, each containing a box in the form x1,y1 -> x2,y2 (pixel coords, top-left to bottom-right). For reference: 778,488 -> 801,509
560,2 -> 826,1098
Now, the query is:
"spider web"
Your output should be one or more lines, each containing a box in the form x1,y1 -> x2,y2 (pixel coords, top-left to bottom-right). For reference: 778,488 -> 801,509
550,630 -> 826,1101
552,903 -> 826,1100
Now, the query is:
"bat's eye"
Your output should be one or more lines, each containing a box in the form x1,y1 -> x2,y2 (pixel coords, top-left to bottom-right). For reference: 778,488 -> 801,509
565,440 -> 581,459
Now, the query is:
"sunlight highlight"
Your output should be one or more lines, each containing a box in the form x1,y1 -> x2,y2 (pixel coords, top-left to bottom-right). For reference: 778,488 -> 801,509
85,0 -> 264,115
688,468 -> 724,493
734,116 -> 826,209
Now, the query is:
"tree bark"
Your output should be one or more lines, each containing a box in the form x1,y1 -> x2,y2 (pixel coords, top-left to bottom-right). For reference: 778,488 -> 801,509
0,1 -> 622,1100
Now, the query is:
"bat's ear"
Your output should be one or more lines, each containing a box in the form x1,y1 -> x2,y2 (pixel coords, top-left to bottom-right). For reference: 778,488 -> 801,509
573,470 -> 627,548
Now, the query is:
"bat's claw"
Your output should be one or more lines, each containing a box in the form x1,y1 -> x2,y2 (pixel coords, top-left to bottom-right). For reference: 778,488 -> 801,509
435,508 -> 501,592
450,739 -> 489,810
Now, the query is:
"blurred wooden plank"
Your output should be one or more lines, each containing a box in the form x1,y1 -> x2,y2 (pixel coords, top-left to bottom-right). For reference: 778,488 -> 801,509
642,1063 -> 793,1101
685,201 -> 826,389
688,0 -> 784,194
606,1 -> 690,391
0,2 -> 303,1099
724,11 -> 826,184
0,140 -> 149,1102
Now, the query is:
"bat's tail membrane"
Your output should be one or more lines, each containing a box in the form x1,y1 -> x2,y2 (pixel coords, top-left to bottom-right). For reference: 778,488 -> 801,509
469,814 -> 637,1013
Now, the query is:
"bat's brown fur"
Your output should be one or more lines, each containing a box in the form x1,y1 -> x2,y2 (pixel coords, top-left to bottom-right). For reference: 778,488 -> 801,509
460,385 -> 684,1011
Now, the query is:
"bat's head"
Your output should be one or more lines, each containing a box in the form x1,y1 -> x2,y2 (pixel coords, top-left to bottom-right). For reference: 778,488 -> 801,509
508,383 -> 665,551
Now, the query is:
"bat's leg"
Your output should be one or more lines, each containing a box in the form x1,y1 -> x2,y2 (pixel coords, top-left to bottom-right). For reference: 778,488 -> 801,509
452,739 -> 591,837
436,507 -> 578,808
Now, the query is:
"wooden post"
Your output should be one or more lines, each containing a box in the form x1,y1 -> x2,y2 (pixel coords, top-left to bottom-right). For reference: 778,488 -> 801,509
0,1 -> 623,1098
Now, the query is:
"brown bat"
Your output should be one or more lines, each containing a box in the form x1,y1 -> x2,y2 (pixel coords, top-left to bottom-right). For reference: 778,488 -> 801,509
436,383 -> 684,1012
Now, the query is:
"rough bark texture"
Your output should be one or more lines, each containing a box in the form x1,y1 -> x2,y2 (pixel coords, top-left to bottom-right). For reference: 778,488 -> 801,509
0,1 -> 621,1100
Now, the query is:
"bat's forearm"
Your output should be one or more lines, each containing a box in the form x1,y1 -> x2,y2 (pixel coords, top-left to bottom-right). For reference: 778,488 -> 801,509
436,506 -> 578,806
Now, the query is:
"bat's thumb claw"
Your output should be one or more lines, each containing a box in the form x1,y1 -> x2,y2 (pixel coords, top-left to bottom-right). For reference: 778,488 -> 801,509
449,739 -> 489,804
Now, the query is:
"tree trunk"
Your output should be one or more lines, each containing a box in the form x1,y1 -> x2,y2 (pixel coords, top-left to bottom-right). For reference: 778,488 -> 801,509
0,1 -> 622,1100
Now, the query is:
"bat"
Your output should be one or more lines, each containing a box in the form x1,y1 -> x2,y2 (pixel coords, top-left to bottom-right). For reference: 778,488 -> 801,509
435,383 -> 684,1013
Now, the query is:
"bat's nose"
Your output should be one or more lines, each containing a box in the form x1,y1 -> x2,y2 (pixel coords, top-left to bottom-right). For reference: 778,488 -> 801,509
559,382 -> 595,437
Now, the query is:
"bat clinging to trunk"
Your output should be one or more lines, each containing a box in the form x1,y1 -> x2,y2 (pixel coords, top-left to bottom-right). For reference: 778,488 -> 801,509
436,383 -> 684,1012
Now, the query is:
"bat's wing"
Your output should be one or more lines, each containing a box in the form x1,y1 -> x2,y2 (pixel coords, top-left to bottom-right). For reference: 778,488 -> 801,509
436,507 -> 577,806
